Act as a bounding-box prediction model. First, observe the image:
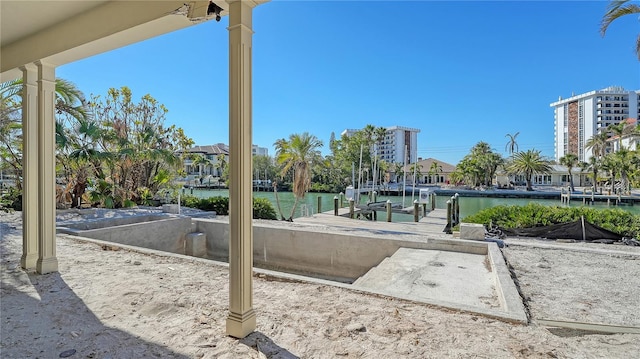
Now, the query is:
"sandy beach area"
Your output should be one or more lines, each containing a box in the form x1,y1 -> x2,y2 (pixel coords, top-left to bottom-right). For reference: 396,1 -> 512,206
1,209 -> 639,358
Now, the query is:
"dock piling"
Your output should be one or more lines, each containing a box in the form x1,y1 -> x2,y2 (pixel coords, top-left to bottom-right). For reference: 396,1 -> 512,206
446,200 -> 452,233
349,198 -> 355,219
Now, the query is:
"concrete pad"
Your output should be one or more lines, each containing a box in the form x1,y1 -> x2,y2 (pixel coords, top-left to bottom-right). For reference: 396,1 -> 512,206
460,223 -> 485,240
185,232 -> 207,258
162,204 -> 179,214
353,248 -> 497,309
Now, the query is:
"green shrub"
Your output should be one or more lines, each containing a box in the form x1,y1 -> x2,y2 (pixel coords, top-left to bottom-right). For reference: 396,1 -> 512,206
180,195 -> 201,209
253,197 -> 277,220
197,196 -> 229,215
0,187 -> 21,212
462,203 -> 640,238
179,195 -> 276,219
309,183 -> 332,193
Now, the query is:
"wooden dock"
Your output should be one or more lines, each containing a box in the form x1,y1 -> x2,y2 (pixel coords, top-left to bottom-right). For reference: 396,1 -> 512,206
297,207 -> 452,239
560,188 -> 637,206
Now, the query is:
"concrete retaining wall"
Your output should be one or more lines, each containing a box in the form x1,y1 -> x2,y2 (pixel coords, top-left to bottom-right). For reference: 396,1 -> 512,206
59,214 -> 171,230
58,216 -> 192,254
195,219 -> 488,282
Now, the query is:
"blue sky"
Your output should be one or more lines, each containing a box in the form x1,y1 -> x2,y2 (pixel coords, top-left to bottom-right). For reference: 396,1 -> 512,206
57,0 -> 639,165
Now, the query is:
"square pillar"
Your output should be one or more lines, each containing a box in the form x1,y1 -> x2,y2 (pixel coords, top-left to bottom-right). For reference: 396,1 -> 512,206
35,60 -> 58,274
20,64 -> 39,270
226,0 -> 256,339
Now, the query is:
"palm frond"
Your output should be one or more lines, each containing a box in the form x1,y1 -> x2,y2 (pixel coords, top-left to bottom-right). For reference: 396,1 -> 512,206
601,1 -> 640,35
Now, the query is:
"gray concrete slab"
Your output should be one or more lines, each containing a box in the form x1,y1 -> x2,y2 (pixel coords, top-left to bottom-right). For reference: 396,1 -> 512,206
296,209 -> 451,240
293,209 -> 527,323
353,248 -> 497,309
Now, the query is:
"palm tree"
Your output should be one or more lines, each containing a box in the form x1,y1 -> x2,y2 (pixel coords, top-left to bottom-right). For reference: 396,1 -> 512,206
507,149 -> 553,191
559,153 -> 579,192
372,126 -> 387,188
600,154 -> 618,193
362,124 -> 376,144
504,132 -> 520,155
62,118 -> 108,207
613,149 -> 634,194
216,153 -> 228,181
608,122 -> 629,151
583,156 -> 601,192
393,162 -> 404,183
465,142 -> 502,187
586,131 -> 610,159
377,159 -> 389,185
191,154 -> 211,179
274,132 -> 323,221
600,0 -> 640,60
409,163 -> 422,185
428,161 -> 443,184
1,78 -> 88,190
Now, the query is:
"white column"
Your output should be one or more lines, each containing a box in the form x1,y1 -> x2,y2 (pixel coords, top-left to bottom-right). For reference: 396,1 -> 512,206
226,0 -> 256,339
20,64 -> 39,270
35,60 -> 58,274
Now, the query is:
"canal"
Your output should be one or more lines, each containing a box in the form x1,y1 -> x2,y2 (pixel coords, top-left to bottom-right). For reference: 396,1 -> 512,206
181,188 -> 640,220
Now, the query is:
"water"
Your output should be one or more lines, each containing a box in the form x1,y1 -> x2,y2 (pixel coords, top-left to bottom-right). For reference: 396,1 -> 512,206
452,197 -> 640,218
182,188 -> 640,221
182,188 -> 416,221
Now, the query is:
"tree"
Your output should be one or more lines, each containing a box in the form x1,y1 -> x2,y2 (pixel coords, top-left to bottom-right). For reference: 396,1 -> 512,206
586,131 -> 610,159
331,130 -> 373,186
600,0 -> 640,60
582,156 -> 601,192
87,87 -> 193,207
609,122 -> 629,151
559,153 -> 579,192
253,154 -> 277,189
216,153 -> 228,183
58,117 -> 107,208
428,161 -> 443,184
612,149 -> 635,194
274,132 -> 323,221
456,142 -> 503,187
377,159 -> 389,185
362,124 -> 376,145
504,132 -> 520,155
507,149 -> 552,191
1,78 -> 89,192
0,80 -> 23,173
393,162 -> 404,183
409,163 -> 422,184
600,154 -> 618,193
191,154 -> 212,179
373,126 -> 387,188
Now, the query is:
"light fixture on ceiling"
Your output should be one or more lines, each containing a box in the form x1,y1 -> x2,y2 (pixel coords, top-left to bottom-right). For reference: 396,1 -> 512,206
207,1 -> 223,22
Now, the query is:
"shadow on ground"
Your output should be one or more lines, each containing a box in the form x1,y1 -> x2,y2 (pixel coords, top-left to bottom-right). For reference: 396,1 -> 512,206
240,331 -> 300,358
0,227 -> 190,358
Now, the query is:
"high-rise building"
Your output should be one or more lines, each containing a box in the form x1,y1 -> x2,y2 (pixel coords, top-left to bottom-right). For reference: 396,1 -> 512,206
551,86 -> 639,162
252,145 -> 269,156
341,126 -> 420,164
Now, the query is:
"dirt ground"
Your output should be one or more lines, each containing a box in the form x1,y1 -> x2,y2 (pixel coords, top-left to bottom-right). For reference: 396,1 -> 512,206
1,210 -> 639,358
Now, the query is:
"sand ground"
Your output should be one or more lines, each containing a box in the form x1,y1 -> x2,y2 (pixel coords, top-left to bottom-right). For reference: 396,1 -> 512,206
1,210 -> 639,358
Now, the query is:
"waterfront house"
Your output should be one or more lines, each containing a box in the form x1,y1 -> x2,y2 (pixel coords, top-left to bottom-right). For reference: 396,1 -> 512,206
402,158 -> 456,185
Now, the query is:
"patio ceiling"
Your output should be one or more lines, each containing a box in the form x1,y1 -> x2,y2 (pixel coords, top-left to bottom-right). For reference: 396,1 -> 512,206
0,0 -> 227,81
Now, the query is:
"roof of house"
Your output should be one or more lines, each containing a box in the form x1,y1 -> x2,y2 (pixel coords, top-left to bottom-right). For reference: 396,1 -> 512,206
187,143 -> 229,155
404,158 -> 456,173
